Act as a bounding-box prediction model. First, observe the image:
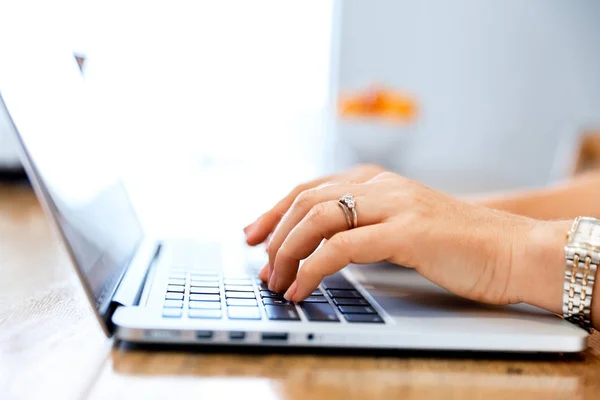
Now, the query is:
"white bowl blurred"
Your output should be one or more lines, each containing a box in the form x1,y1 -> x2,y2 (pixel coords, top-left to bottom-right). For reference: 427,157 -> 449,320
332,117 -> 417,173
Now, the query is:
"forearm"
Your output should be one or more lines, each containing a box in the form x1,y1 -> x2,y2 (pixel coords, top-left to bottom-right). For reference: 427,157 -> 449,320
514,219 -> 599,330
474,170 -> 600,220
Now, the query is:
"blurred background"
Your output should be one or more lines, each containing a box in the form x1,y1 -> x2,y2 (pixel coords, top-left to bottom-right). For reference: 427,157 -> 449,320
1,0 -> 600,237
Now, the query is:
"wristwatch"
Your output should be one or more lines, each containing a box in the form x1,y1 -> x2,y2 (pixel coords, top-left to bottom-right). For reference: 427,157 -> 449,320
564,216 -> 600,332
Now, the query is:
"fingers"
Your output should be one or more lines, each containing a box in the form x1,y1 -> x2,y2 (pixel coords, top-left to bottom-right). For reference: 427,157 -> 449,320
270,197 -> 387,292
245,165 -> 386,246
283,224 -> 394,301
258,263 -> 269,282
244,176 -> 334,246
266,184 -> 364,284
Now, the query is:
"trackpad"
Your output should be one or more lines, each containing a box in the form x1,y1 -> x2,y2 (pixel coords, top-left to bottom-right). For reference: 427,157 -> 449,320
346,263 -> 550,318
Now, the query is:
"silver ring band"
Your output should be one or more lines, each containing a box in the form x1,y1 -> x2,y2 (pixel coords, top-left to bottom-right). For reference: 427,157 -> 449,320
337,201 -> 353,229
338,193 -> 358,229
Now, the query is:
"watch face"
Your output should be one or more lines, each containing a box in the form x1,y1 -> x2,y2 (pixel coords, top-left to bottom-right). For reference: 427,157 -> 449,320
572,218 -> 600,248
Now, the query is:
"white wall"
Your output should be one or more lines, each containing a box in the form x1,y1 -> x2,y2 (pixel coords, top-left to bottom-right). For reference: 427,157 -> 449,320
0,1 -> 336,235
0,1 -> 334,179
330,0 -> 600,194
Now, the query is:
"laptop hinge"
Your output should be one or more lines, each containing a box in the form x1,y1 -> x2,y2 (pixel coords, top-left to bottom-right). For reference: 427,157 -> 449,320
105,238 -> 161,333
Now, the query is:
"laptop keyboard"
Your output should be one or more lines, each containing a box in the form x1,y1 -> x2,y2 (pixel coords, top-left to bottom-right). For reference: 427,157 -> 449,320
162,271 -> 384,324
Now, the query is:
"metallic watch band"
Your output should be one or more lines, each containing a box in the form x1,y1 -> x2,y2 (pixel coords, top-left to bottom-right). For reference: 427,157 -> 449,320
563,247 -> 599,333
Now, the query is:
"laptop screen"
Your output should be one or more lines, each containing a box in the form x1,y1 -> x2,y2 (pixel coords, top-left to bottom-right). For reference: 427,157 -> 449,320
0,43 -> 144,332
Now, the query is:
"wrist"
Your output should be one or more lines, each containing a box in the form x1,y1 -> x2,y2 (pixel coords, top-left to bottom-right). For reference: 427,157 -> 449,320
510,219 -> 572,315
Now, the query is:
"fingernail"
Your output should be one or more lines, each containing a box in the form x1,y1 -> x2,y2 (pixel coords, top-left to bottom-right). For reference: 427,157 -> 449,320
284,281 -> 298,301
268,271 -> 278,291
243,222 -> 256,236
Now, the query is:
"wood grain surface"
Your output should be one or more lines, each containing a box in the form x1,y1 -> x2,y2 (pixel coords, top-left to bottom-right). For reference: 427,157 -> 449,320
2,183 -> 600,400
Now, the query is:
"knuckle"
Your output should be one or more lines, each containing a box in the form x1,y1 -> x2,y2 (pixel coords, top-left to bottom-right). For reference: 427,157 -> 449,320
266,244 -> 276,259
389,188 -> 419,212
307,202 -> 329,222
330,232 -> 353,252
294,188 -> 318,209
266,239 -> 279,259
356,163 -> 385,176
316,181 -> 334,189
372,170 -> 396,181
287,183 -> 309,202
277,243 -> 291,259
297,262 -> 318,282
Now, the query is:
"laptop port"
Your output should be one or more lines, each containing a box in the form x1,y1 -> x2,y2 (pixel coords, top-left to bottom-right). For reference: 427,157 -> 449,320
196,330 -> 213,340
261,332 -> 288,342
229,331 -> 246,341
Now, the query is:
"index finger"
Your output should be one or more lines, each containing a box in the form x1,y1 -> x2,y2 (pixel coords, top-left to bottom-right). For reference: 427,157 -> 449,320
284,223 -> 393,301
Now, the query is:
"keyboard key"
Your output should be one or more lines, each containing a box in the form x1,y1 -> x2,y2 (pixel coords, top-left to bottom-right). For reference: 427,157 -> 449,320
263,298 -> 291,306
223,272 -> 249,278
189,269 -> 220,275
301,303 -> 339,322
226,291 -> 256,299
166,292 -> 184,300
333,298 -> 370,306
164,300 -> 184,308
224,279 -> 253,286
227,306 -> 261,320
301,296 -> 328,303
327,290 -> 362,298
322,274 -> 355,290
265,305 -> 300,321
224,285 -> 254,292
169,272 -> 187,279
191,273 -> 219,280
162,308 -> 182,318
258,282 -> 269,290
260,290 -> 284,298
189,301 -> 221,309
190,287 -> 220,294
190,280 -> 220,287
344,314 -> 384,323
167,285 -> 185,293
168,278 -> 186,286
226,298 -> 258,307
189,309 -> 222,319
311,289 -> 324,296
338,306 -> 376,314
223,272 -> 248,278
190,294 -> 220,302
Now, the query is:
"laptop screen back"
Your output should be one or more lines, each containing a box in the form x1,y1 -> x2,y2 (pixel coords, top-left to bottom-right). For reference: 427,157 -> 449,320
0,42 -> 143,334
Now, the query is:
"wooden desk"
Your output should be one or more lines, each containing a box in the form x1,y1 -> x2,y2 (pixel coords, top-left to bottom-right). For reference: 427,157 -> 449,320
2,184 -> 600,400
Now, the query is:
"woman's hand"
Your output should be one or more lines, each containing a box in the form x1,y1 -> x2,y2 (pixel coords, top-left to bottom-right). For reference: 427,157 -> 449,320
245,168 -> 572,317
244,164 -> 387,246
244,164 -> 386,280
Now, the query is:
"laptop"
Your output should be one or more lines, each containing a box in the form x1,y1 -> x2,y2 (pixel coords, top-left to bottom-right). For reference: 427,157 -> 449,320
0,42 -> 588,354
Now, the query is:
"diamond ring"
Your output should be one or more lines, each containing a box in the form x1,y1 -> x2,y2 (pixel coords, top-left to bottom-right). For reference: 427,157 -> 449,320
338,193 -> 358,229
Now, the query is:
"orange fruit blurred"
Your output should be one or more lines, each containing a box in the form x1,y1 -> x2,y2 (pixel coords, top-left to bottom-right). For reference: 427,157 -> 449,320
338,86 -> 417,123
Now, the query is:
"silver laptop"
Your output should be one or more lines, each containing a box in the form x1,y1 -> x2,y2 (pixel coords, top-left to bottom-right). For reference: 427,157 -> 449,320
0,42 -> 588,354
